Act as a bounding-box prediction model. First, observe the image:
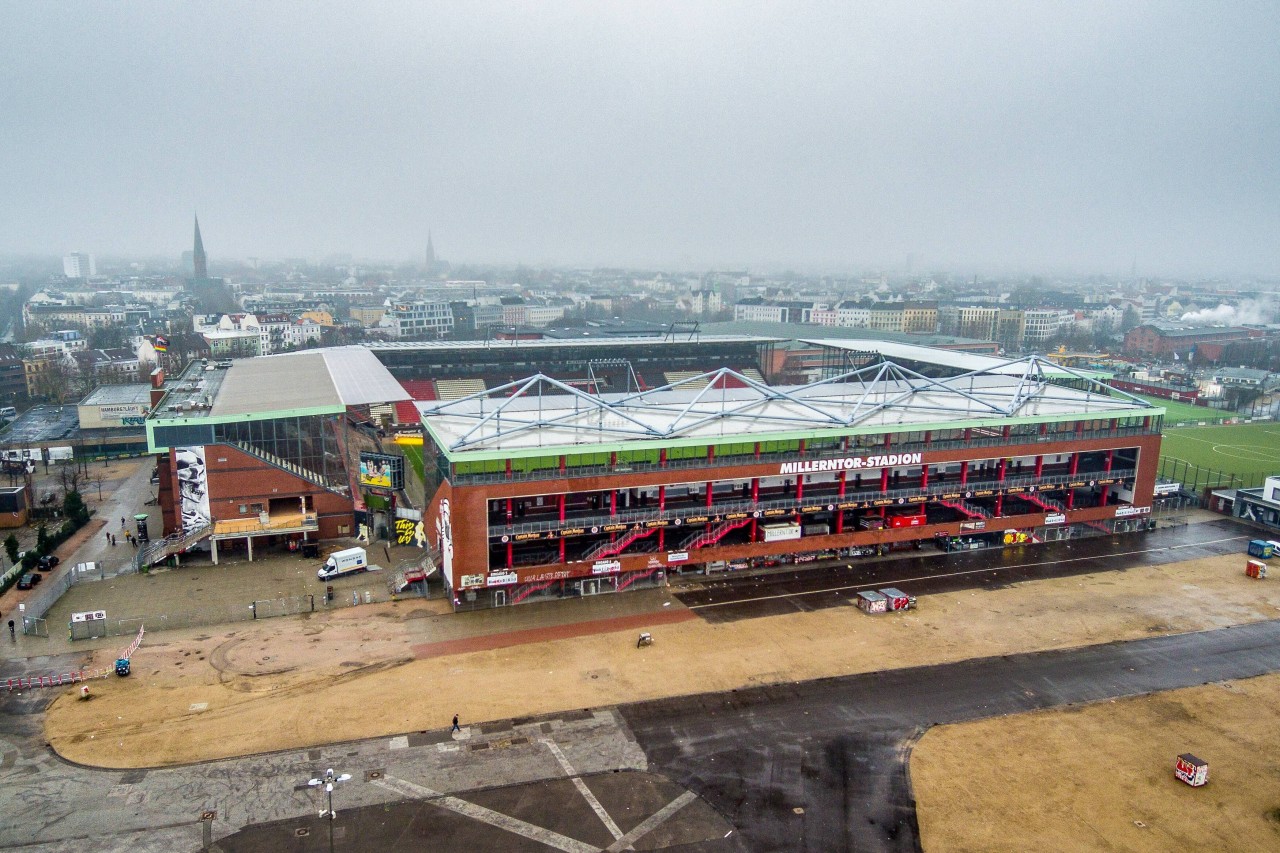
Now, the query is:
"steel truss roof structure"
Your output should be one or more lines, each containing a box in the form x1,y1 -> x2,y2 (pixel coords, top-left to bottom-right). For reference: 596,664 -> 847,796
417,355 -> 1158,455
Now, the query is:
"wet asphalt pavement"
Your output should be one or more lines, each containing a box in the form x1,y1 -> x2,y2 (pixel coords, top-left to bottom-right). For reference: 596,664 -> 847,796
674,518 -> 1252,622
620,618 -> 1280,853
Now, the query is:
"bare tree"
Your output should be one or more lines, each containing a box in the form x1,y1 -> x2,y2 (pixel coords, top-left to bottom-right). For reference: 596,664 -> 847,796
88,469 -> 107,501
57,462 -> 85,497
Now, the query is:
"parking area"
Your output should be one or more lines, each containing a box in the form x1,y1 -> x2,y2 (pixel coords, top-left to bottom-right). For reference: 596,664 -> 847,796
40,539 -> 428,638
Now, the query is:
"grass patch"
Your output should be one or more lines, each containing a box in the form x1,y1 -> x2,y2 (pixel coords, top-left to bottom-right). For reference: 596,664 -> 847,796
1135,394 -> 1231,425
1160,421 -> 1280,488
399,443 -> 425,482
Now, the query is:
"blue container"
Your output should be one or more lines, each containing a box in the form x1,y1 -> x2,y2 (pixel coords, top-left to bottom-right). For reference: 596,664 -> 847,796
1248,540 -> 1274,559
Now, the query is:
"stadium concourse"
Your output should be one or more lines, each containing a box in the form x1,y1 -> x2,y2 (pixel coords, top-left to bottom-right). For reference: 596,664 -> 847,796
141,339 -> 1167,612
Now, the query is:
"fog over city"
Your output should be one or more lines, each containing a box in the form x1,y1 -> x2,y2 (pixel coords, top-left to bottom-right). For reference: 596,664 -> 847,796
2,1 -> 1278,275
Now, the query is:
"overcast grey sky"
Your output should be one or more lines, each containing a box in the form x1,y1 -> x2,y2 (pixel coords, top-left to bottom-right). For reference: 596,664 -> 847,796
2,1 -> 1277,275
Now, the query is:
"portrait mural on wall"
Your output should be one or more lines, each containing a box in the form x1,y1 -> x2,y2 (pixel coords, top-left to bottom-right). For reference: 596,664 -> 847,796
175,446 -> 211,533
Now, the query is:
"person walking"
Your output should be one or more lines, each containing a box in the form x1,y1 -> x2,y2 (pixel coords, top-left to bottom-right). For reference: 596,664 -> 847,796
451,714 -> 460,733
7,619 -> 14,640
120,517 -> 126,529
105,530 -> 111,544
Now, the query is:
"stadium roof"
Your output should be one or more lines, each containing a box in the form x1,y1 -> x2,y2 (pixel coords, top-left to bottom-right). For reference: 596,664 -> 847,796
804,339 -> 1112,379
211,347 -> 408,416
418,355 -> 1158,458
366,334 -> 775,353
699,320 -> 994,350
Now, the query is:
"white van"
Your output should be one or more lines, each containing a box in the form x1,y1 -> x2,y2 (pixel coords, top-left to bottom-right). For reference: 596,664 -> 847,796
317,547 -> 369,580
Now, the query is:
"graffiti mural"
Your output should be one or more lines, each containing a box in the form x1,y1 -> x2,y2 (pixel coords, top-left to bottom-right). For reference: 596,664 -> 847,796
175,446 -> 211,533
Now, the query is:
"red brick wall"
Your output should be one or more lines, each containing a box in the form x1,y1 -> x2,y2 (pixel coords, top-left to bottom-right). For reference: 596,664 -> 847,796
159,445 -> 353,538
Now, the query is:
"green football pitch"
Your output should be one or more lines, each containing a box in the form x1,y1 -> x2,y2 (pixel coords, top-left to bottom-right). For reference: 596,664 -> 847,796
1135,394 -> 1230,425
398,442 -> 426,481
1159,421 -> 1280,488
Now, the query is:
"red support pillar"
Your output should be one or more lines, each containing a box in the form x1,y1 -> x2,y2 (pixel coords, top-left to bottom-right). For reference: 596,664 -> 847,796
559,455 -> 566,474
751,478 -> 759,502
660,448 -> 667,468
1067,490 -> 1075,509
610,490 -> 617,516
960,461 -> 969,486
799,439 -> 807,456
558,494 -> 565,523
658,528 -> 665,550
506,541 -> 513,568
706,482 -> 713,508
997,458 -> 1007,482
838,471 -> 847,498
506,498 -> 513,522
995,494 -> 1004,516
659,486 -> 666,510
505,458 -> 512,479
1069,452 -> 1079,476
835,512 -> 844,533
880,467 -> 889,492
796,476 -> 804,501
559,538 -> 565,562
707,445 -> 715,463
1105,450 -> 1114,472
754,442 -> 760,460
1034,455 -> 1043,478
920,466 -> 929,490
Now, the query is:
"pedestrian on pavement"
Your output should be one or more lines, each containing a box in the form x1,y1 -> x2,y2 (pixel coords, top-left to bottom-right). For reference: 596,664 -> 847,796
7,620 -> 14,640
120,517 -> 126,529
105,530 -> 111,544
452,714 -> 460,733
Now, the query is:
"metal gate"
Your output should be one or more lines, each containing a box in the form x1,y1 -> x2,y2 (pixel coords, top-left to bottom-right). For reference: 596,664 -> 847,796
22,617 -> 49,638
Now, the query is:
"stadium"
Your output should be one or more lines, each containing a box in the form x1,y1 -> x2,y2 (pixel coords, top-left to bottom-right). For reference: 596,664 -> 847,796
143,338 -> 1164,609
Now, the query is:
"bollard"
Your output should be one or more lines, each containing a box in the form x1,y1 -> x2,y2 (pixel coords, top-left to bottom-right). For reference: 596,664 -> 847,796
79,685 -> 90,700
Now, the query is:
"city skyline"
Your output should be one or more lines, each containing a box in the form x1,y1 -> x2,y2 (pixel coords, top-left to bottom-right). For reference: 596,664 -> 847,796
1,2 -> 1278,277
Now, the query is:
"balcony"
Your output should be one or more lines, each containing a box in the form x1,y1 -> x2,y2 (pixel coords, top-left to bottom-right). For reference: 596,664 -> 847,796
213,511 -> 319,538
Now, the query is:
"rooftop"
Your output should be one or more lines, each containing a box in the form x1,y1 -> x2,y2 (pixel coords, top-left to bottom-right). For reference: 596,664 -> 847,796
700,321 -> 993,350
151,347 -> 410,422
366,334 -> 775,353
79,384 -> 153,407
418,356 -> 1157,458
803,339 -> 1112,379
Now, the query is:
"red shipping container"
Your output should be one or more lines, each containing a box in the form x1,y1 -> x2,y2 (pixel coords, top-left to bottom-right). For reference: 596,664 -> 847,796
889,514 -> 927,529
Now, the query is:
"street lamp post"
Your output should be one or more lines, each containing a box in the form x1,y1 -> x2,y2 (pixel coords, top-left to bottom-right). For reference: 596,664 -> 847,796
308,767 -> 351,853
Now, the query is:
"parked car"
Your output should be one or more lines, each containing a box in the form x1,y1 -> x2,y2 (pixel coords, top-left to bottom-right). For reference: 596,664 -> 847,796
16,572 -> 40,590
37,554 -> 60,571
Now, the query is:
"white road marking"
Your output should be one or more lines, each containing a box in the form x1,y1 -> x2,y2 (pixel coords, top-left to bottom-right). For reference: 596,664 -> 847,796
688,535 -> 1250,609
373,775 -> 598,853
605,791 -> 699,852
542,738 -> 625,840
387,735 -> 408,750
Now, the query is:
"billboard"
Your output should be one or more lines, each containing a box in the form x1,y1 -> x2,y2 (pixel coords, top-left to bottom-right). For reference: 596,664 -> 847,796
359,453 -> 404,490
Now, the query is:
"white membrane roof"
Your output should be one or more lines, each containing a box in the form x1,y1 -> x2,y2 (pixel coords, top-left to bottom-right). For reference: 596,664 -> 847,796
211,346 -> 409,416
418,356 -> 1156,454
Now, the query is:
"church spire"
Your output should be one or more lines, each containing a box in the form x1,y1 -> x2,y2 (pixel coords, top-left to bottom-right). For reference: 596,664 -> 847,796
193,214 -> 208,279
426,231 -> 436,271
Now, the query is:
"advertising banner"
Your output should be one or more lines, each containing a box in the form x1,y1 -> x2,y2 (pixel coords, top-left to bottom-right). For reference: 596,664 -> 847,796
359,453 -> 404,490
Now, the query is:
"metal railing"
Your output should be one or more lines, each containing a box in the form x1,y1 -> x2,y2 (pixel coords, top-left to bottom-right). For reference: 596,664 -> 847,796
450,427 -> 1157,485
489,467 -> 1138,538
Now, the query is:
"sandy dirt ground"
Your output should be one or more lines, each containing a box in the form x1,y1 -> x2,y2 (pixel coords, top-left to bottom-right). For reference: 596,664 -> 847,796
42,548 -> 1280,769
912,673 -> 1280,851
